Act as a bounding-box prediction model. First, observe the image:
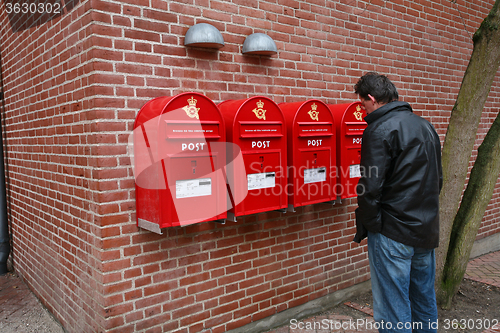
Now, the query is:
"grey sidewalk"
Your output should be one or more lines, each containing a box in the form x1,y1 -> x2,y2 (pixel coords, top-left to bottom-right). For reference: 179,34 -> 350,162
0,272 -> 65,333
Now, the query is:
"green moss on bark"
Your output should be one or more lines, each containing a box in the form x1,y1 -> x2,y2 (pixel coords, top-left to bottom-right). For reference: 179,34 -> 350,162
473,1 -> 500,42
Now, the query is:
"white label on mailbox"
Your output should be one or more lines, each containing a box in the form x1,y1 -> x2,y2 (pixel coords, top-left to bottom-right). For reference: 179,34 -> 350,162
176,178 -> 212,199
349,164 -> 361,178
251,140 -> 271,149
181,142 -> 206,151
307,139 -> 323,146
304,167 -> 326,184
247,172 -> 275,190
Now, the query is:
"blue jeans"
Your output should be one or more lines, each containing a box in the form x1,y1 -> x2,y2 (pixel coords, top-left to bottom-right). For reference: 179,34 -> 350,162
367,232 -> 438,333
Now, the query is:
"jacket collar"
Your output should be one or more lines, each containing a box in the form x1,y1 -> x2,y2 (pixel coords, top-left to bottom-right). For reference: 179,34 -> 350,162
364,101 -> 413,124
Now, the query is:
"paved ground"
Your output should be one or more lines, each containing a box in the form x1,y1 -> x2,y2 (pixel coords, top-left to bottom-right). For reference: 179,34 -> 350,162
0,272 -> 65,333
464,250 -> 500,288
0,250 -> 499,333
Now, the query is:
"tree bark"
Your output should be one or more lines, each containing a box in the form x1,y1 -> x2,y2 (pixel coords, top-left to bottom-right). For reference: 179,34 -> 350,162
438,110 -> 500,309
435,0 -> 500,302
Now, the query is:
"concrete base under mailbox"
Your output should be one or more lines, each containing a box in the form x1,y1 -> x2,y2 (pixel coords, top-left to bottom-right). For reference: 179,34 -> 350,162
470,233 -> 500,259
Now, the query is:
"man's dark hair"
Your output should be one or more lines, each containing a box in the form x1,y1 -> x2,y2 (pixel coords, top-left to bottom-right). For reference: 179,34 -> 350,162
354,72 -> 399,104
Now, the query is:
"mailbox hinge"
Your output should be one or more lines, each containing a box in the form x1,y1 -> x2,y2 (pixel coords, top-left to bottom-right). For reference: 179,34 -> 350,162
138,218 -> 163,234
226,212 -> 237,222
329,197 -> 342,205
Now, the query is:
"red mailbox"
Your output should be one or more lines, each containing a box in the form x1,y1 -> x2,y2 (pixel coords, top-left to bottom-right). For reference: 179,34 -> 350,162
218,96 -> 287,220
328,102 -> 367,199
133,92 -> 227,232
280,100 -> 336,210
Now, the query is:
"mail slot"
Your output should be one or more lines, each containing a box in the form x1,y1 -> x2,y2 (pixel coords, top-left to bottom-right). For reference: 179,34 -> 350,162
133,92 -> 227,232
328,102 -> 367,199
218,96 -> 287,220
280,100 -> 336,210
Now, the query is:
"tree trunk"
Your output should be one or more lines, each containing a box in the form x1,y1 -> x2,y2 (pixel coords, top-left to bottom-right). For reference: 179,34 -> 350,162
435,0 -> 500,302
438,110 -> 500,309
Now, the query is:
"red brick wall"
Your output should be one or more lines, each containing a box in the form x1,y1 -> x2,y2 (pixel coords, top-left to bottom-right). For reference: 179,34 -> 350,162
0,0 -> 107,331
1,0 -> 499,332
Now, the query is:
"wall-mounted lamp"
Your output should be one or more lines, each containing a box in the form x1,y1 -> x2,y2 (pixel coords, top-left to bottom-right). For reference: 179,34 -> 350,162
184,23 -> 225,49
242,33 -> 278,56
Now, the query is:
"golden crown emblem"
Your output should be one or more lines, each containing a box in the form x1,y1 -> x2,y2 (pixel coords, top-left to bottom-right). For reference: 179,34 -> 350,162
183,96 -> 200,119
252,100 -> 266,120
354,105 -> 364,121
308,103 -> 319,121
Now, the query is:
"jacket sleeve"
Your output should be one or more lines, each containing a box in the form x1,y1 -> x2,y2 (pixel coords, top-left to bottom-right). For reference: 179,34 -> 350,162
355,129 -> 392,235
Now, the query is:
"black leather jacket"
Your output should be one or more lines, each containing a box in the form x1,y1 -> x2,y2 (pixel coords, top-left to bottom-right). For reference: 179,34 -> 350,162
354,101 -> 442,249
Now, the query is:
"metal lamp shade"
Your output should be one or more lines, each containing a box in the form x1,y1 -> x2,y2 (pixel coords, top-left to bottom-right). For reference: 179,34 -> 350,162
184,23 -> 224,49
242,33 -> 277,55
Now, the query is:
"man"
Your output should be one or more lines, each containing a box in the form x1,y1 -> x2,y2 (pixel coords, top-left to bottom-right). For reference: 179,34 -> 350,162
353,72 -> 443,333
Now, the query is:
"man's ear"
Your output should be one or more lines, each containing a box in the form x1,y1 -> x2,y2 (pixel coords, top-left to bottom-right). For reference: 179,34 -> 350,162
367,94 -> 377,103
